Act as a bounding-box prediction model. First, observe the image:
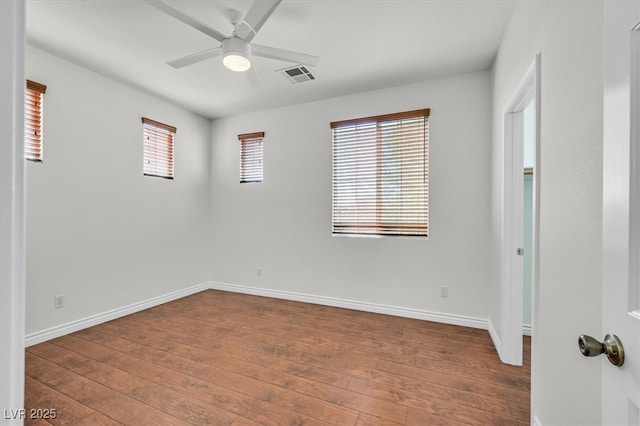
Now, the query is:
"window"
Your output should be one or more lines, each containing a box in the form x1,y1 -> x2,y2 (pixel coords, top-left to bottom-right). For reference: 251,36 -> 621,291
25,79 -> 47,161
238,132 -> 264,183
142,117 -> 175,179
331,108 -> 430,237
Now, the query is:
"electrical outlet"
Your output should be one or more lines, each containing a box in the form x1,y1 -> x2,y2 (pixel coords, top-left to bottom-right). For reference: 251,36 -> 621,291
54,295 -> 65,309
257,267 -> 262,277
440,286 -> 448,298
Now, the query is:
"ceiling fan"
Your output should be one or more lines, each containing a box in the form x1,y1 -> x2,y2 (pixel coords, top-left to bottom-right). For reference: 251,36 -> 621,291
143,0 -> 318,74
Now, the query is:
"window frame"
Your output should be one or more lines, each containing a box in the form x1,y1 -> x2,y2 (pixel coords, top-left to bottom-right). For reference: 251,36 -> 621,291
25,79 -> 47,162
330,108 -> 430,238
142,117 -> 176,180
238,131 -> 265,184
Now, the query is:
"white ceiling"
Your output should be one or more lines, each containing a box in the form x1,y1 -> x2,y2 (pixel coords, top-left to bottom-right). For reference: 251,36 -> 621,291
26,0 -> 515,120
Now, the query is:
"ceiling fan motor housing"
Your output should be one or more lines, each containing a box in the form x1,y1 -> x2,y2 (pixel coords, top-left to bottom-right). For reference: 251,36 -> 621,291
222,37 -> 251,71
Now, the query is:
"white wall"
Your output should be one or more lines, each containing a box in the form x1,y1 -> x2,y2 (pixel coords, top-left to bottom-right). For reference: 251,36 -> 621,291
209,71 -> 493,320
25,46 -> 211,334
490,1 -> 603,424
23,47 -> 496,337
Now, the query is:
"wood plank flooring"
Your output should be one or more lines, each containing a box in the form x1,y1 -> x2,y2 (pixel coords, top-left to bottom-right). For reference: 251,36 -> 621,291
24,290 -> 530,425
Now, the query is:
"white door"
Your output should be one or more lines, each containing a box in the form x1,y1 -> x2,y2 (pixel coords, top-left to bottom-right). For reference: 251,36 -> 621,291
601,2 -> 640,425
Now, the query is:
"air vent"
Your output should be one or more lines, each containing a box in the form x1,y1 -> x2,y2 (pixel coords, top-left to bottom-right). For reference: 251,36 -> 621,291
279,66 -> 316,84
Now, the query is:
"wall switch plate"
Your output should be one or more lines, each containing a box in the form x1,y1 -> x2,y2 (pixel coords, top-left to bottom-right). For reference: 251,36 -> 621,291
54,295 -> 65,309
440,286 -> 448,298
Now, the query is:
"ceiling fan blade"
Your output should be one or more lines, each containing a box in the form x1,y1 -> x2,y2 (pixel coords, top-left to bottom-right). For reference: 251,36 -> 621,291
247,67 -> 261,90
167,47 -> 222,69
235,0 -> 281,43
251,44 -> 319,67
143,0 -> 227,42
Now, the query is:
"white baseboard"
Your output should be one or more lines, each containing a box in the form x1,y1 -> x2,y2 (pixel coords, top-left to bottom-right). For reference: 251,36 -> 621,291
208,281 -> 490,331
24,282 -> 210,347
25,281 -> 496,349
487,319 -> 502,354
488,319 -> 531,362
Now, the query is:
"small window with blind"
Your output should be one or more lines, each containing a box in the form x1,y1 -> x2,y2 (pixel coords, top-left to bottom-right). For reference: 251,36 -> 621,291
238,132 -> 264,183
331,108 -> 430,238
25,79 -> 47,162
142,117 -> 176,180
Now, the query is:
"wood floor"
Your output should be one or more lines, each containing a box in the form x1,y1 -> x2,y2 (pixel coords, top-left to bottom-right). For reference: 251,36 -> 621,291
24,290 -> 531,425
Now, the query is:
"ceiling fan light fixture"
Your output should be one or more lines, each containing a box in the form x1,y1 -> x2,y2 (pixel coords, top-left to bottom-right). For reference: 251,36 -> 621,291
223,54 -> 251,72
222,37 -> 251,72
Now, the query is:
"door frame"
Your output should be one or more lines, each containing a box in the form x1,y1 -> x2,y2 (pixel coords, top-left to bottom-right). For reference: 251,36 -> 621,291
501,54 -> 541,366
0,0 -> 26,420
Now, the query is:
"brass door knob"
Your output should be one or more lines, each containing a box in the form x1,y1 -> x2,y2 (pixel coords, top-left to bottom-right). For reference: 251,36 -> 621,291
578,334 -> 625,367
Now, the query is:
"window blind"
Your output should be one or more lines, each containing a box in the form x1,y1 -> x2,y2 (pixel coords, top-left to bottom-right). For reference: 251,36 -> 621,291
25,80 -> 47,162
142,117 -> 176,179
238,132 -> 264,183
331,108 -> 430,237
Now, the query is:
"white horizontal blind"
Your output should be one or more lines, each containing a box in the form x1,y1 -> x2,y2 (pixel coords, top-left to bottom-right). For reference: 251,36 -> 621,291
331,109 -> 429,237
239,132 -> 264,183
142,117 -> 175,180
25,80 -> 47,162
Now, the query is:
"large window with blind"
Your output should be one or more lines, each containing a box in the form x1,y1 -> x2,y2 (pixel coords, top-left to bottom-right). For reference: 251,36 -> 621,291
25,79 -> 47,162
142,117 -> 175,180
238,132 -> 264,183
331,108 -> 430,237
